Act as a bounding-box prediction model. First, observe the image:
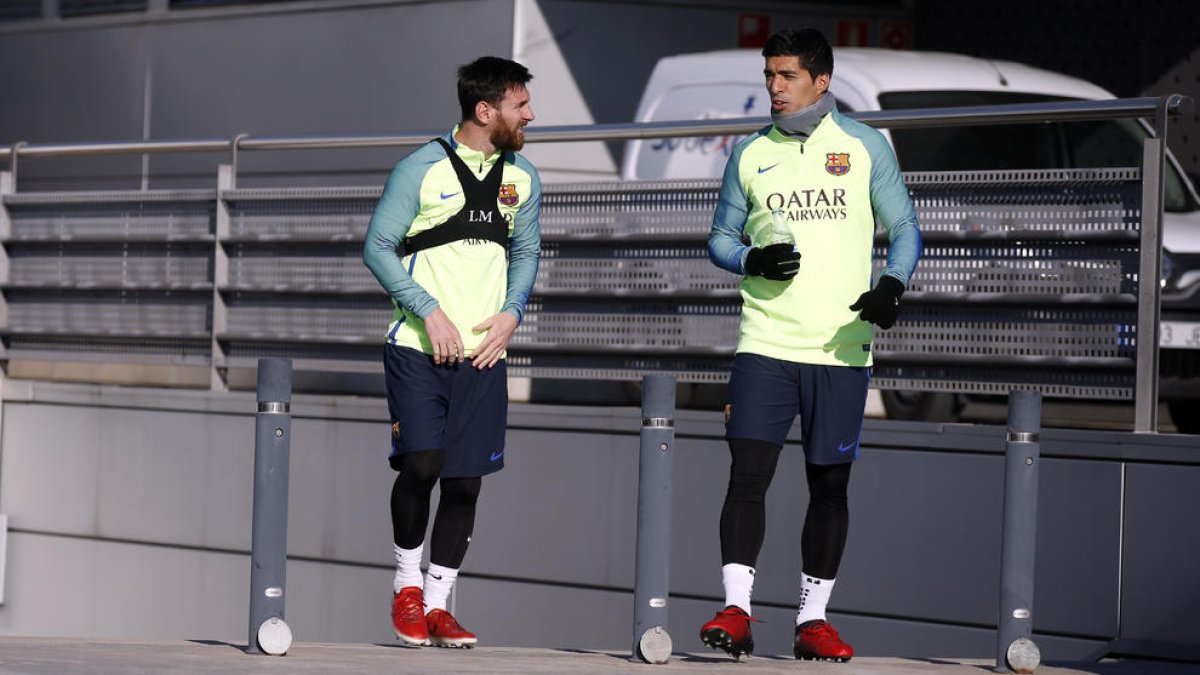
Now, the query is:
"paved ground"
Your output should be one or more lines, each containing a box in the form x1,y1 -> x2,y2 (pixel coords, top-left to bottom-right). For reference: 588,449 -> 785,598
0,638 -> 1193,675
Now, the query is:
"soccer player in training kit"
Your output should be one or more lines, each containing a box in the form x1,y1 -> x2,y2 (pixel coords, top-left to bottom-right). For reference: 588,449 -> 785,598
700,28 -> 921,661
363,56 -> 540,648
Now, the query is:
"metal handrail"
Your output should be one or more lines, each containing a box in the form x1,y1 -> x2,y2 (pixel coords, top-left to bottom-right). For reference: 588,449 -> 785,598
1,95 -> 1191,162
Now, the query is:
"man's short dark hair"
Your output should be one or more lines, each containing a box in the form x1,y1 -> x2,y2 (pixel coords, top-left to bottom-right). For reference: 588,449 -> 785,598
762,28 -> 833,79
457,56 -> 533,121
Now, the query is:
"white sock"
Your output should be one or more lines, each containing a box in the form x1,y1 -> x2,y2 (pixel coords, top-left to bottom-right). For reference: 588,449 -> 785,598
393,544 -> 424,594
721,563 -> 755,614
423,563 -> 459,612
796,574 -> 836,625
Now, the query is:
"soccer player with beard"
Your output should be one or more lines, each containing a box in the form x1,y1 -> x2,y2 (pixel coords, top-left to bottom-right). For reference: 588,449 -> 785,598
363,56 -> 541,648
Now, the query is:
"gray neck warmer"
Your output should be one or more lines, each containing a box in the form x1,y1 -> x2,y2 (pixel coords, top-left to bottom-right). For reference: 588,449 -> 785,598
771,94 -> 834,139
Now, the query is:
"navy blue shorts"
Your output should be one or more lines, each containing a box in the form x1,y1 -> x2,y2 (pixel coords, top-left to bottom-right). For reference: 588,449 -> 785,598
725,353 -> 870,464
384,345 -> 508,478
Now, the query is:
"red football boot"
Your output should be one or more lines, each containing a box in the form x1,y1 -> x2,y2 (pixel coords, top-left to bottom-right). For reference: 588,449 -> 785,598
426,608 -> 478,648
391,586 -> 429,646
699,605 -> 755,660
794,619 -> 854,662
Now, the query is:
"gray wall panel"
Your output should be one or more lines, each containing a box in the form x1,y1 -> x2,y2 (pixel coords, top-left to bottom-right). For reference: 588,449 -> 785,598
1,384 -> 1197,662
451,574 -> 634,650
1034,458 -> 1121,637
286,416 -> 392,565
0,26 -> 147,188
1120,463 -> 1200,646
0,1 -> 516,189
0,28 -> 145,140
285,557 -> 394,645
149,1 -> 510,140
474,428 -> 639,588
94,406 -> 252,547
1,403 -> 104,535
0,532 -> 246,641
0,402 -> 256,551
836,449 -> 1004,626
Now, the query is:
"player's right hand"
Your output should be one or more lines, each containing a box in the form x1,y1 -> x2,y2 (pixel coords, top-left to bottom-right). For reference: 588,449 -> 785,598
744,243 -> 801,281
423,307 -> 464,365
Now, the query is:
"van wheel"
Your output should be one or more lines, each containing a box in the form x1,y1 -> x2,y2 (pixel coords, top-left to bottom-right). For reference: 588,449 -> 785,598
880,390 -> 963,422
1167,401 -> 1199,434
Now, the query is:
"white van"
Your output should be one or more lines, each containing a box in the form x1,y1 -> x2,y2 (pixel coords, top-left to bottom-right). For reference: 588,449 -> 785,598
623,48 -> 1200,431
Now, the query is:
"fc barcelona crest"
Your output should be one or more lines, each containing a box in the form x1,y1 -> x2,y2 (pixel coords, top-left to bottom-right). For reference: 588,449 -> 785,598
498,183 -> 520,206
826,153 -> 851,176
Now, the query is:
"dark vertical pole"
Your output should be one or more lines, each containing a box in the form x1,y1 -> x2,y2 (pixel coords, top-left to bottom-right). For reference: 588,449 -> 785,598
247,358 -> 293,656
994,390 -> 1042,673
632,374 -> 675,664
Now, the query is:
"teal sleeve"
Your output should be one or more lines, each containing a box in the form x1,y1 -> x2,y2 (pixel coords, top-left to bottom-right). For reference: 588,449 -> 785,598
708,134 -> 758,275
859,124 -> 922,286
363,144 -> 442,319
503,156 -> 542,323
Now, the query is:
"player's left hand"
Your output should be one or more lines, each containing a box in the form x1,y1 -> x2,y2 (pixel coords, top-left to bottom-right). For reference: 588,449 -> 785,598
849,275 -> 906,330
470,312 -> 519,369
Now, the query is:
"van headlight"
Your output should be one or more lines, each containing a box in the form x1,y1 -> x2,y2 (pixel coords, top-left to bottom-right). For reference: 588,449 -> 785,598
1162,251 -> 1175,290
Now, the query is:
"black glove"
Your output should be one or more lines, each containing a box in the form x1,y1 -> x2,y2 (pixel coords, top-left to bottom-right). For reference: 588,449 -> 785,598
744,243 -> 802,281
849,275 -> 906,330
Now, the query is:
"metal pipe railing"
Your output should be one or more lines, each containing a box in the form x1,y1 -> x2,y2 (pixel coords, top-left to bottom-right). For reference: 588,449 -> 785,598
1,95 -> 1190,164
0,94 -> 1191,432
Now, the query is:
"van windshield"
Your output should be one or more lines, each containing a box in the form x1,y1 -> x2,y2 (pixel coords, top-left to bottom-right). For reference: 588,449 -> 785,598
878,91 -> 1192,212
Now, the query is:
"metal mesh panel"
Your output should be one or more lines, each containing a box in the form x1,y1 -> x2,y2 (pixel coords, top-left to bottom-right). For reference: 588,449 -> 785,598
536,244 -> 733,296
506,352 -> 734,384
897,246 -> 1135,297
878,306 -> 1136,360
4,335 -> 211,364
5,290 -> 210,337
0,171 -> 1150,394
224,293 -> 387,341
59,0 -> 147,17
225,242 -> 377,292
880,168 -> 1144,398
221,339 -> 382,372
0,1 -> 41,21
4,194 -> 215,241
1,190 -> 219,366
516,298 -> 739,353
216,190 -> 389,364
8,243 -> 212,288
225,188 -> 378,241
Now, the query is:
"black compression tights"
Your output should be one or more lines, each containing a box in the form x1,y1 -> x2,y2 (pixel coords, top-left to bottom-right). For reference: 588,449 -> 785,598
719,438 -> 782,567
720,438 -> 853,579
390,449 -> 482,569
800,459 -> 852,579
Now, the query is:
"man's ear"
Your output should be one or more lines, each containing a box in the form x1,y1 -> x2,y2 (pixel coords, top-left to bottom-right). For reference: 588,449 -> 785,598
474,100 -> 492,124
814,72 -> 831,96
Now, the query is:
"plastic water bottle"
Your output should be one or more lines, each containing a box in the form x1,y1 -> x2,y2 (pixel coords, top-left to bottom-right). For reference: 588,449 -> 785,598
769,209 -> 796,250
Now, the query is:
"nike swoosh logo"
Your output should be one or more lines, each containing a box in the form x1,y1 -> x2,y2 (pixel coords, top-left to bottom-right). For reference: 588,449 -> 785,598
440,191 -> 460,200
490,450 -> 504,462
837,442 -> 857,453
757,163 -> 780,174
429,573 -> 442,581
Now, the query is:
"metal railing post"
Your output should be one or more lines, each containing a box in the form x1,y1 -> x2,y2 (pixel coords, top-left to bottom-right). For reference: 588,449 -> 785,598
632,374 -> 675,664
210,164 -> 233,391
994,390 -> 1042,673
247,358 -> 293,656
1133,137 -> 1165,432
